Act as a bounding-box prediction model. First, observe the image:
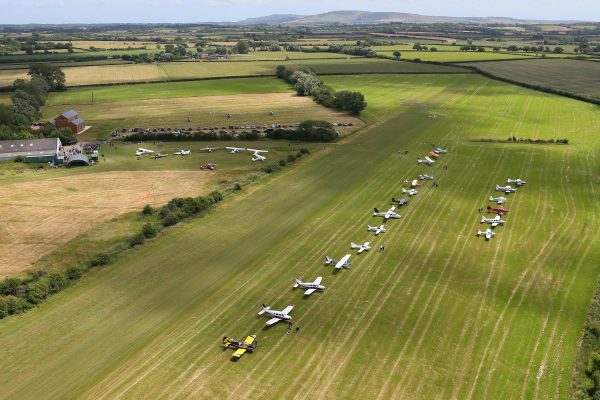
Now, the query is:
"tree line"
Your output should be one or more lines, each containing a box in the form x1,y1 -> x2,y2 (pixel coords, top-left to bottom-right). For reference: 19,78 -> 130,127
276,65 -> 367,115
0,64 -> 77,144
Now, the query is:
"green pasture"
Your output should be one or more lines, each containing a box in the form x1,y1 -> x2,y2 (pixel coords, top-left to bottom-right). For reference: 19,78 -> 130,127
297,58 -> 469,74
380,51 -> 536,62
0,73 -> 598,399
47,77 -> 292,105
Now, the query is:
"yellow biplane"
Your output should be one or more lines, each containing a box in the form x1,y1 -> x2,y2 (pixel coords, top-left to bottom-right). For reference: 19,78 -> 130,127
222,335 -> 258,359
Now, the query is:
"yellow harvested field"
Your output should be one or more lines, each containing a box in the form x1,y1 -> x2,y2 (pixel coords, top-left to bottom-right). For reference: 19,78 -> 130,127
0,69 -> 28,87
42,92 -> 363,128
63,64 -> 168,85
0,170 -> 210,276
68,41 -> 157,49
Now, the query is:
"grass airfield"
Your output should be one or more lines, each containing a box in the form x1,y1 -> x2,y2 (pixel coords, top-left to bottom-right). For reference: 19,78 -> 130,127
0,74 -> 599,399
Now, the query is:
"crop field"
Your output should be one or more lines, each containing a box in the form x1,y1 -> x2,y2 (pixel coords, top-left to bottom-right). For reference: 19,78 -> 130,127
230,52 -> 351,60
0,73 -> 598,399
46,77 -> 292,105
43,91 -> 362,138
460,58 -> 600,99
297,58 -> 469,74
67,40 -> 158,49
380,51 -> 536,62
0,140 -> 300,277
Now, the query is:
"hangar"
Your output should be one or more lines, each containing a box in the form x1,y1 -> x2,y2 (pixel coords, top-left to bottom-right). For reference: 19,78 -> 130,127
0,137 -> 63,163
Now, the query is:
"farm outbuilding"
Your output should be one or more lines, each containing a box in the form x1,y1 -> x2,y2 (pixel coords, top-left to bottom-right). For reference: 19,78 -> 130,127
66,153 -> 90,167
49,109 -> 85,134
0,137 -> 62,163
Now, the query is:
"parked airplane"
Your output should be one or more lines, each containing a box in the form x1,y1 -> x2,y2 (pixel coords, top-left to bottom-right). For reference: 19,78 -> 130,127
489,196 -> 507,204
419,174 -> 434,180
351,242 -> 371,254
434,148 -> 448,154
325,254 -> 352,269
151,153 -> 167,158
487,205 -> 509,215
247,149 -> 268,162
173,149 -> 191,155
477,228 -> 496,240
417,157 -> 434,165
222,335 -> 257,359
402,188 -> 418,196
481,215 -> 506,227
367,224 -> 386,235
258,304 -> 294,326
226,147 -> 245,153
507,178 -> 526,186
496,184 -> 517,194
391,197 -> 408,206
200,147 -> 219,153
293,277 -> 325,296
373,206 -> 400,220
135,147 -> 154,156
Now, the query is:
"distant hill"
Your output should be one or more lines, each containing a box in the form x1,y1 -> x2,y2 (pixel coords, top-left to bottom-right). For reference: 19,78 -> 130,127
237,10 -> 581,25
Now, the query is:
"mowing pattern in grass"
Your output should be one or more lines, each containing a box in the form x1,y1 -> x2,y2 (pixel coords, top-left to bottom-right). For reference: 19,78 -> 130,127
460,58 -> 600,99
0,75 -> 598,399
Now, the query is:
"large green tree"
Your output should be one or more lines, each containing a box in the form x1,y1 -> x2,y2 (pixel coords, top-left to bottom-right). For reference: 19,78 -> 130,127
28,64 -> 65,91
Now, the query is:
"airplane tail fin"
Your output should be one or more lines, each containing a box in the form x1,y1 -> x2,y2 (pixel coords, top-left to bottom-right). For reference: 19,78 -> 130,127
392,197 -> 398,203
481,216 -> 486,223
293,278 -> 301,288
325,256 -> 332,265
373,208 -> 380,214
350,242 -> 357,248
258,305 -> 269,315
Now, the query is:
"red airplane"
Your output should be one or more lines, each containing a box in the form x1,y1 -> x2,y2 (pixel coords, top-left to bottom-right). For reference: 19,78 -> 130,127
487,205 -> 508,215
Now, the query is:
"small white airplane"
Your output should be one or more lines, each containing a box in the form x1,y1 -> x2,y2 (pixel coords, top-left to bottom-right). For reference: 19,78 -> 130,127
507,178 -> 526,186
417,157 -> 435,165
247,148 -> 268,162
226,147 -> 245,154
173,149 -> 191,155
373,206 -> 400,220
489,196 -> 507,204
419,174 -> 434,180
477,228 -> 496,240
481,215 -> 506,227
351,242 -> 371,254
293,277 -> 325,296
151,152 -> 167,158
402,188 -> 418,196
258,304 -> 294,326
367,224 -> 386,235
496,184 -> 517,194
325,254 -> 352,269
135,147 -> 155,156
200,147 -> 219,153
434,148 -> 448,154
410,179 -> 421,188
391,197 -> 408,206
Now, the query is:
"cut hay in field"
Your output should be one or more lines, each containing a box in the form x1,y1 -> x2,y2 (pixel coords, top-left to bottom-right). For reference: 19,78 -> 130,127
0,170 -> 210,276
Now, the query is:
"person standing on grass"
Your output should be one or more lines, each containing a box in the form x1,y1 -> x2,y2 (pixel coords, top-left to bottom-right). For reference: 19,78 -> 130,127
295,324 -> 300,334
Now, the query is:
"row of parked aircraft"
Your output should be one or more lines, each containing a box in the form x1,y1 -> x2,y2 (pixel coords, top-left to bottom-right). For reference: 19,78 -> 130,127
225,147 -> 449,359
476,178 -> 526,240
134,147 -> 269,162
417,147 -> 447,165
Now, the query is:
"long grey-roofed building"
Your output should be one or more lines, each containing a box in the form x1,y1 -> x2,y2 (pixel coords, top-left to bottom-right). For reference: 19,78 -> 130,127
0,137 -> 62,163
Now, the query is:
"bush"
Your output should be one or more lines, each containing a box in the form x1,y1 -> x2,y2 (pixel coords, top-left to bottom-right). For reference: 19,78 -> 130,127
27,281 -> 48,304
233,183 -> 242,191
0,277 -> 22,296
0,297 -> 8,318
66,267 -> 83,280
278,159 -> 287,167
128,232 -> 145,247
287,154 -> 297,163
261,164 -> 281,174
208,191 -> 224,203
162,212 -> 179,227
142,204 -> 153,215
300,148 -> 310,154
46,272 -> 69,293
5,295 -> 31,315
142,223 -> 158,239
297,120 -> 337,142
13,155 -> 24,163
90,253 -> 110,267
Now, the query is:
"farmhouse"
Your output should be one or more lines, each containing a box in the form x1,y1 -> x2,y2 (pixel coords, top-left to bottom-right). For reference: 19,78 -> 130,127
49,109 -> 85,134
0,137 -> 62,163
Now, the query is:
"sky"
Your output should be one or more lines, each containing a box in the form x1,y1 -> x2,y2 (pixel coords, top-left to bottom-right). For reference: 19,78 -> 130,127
0,0 -> 598,24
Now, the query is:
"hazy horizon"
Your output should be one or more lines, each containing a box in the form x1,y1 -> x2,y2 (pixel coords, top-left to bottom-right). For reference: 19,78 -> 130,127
0,0 -> 598,25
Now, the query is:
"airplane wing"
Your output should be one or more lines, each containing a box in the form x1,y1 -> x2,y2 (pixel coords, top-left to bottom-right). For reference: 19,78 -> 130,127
232,348 -> 247,358
244,335 -> 256,345
281,305 -> 294,315
304,288 -> 317,296
486,231 -> 493,239
265,317 -> 282,326
313,277 -> 322,285
491,222 -> 499,227
334,254 -> 351,269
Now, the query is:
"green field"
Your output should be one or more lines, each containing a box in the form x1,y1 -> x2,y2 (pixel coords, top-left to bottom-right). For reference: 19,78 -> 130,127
1,73 -> 598,399
46,77 -> 292,104
297,58 -> 469,74
460,58 -> 600,99
380,51 -> 537,62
